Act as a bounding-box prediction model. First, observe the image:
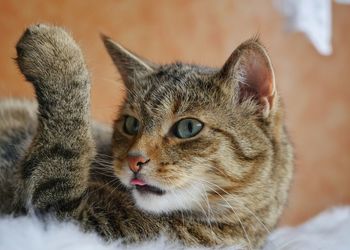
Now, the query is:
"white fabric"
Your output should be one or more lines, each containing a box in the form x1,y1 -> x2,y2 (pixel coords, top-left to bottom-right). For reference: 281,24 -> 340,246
264,207 -> 350,250
276,0 -> 332,55
0,207 -> 349,250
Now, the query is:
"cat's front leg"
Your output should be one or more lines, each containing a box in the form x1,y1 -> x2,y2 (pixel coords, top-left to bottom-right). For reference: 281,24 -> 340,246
16,24 -> 95,214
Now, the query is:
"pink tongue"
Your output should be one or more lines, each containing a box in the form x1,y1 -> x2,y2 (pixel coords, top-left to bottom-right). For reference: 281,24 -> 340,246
131,178 -> 146,186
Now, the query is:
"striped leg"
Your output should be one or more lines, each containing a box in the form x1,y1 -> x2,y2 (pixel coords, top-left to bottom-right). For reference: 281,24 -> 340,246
16,24 -> 95,214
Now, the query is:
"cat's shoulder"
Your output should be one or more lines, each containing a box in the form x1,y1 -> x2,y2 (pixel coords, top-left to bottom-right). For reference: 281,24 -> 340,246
0,98 -> 113,153
0,98 -> 37,131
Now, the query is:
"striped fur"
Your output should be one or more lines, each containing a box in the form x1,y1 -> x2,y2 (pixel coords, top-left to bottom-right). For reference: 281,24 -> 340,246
0,24 -> 293,249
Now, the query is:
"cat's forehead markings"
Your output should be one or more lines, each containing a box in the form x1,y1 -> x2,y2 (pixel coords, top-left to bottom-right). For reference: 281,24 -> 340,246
126,66 -> 217,125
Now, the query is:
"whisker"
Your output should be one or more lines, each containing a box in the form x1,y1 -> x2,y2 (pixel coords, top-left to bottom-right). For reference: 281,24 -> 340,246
178,174 -> 272,237
199,182 -> 253,250
87,178 -> 122,198
95,152 -> 114,159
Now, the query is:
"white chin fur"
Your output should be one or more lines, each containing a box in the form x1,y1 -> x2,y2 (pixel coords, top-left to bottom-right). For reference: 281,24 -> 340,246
132,184 -> 204,214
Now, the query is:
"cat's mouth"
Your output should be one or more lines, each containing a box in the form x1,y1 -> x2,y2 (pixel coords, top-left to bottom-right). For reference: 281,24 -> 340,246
131,178 -> 165,196
135,184 -> 165,195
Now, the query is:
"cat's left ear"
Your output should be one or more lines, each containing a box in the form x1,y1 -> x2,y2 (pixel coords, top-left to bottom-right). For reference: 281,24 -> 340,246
101,34 -> 156,88
219,38 -> 276,118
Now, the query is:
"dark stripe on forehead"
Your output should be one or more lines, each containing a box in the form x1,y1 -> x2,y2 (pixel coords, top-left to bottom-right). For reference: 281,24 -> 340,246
148,84 -> 172,110
139,77 -> 183,120
156,64 -> 193,83
125,83 -> 157,127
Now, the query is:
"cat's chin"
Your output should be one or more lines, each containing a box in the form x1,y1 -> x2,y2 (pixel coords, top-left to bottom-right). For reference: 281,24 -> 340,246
132,184 -> 204,214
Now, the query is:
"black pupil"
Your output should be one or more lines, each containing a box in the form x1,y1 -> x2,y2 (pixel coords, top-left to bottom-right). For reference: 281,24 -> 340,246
132,119 -> 137,130
131,118 -> 138,133
187,121 -> 193,133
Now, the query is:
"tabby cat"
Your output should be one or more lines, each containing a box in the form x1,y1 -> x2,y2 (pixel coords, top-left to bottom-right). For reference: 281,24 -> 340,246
0,24 -> 293,249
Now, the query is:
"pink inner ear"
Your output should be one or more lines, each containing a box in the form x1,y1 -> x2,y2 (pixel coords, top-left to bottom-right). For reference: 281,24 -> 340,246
239,50 -> 275,109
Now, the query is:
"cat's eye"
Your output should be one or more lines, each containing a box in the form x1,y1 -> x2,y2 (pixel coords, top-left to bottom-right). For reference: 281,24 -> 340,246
123,116 -> 140,135
173,118 -> 203,139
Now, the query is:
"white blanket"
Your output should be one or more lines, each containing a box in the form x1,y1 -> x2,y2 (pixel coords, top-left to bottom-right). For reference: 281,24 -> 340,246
0,207 -> 349,250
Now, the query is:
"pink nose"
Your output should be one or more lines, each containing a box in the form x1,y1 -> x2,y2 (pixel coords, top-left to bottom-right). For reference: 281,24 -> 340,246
127,155 -> 148,173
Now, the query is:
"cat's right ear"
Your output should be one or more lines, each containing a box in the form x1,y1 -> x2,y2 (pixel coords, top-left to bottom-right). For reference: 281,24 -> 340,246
218,38 -> 276,118
101,34 -> 155,88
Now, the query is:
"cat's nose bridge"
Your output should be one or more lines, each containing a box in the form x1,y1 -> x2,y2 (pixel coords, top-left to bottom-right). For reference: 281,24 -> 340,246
128,135 -> 161,164
131,134 -> 158,150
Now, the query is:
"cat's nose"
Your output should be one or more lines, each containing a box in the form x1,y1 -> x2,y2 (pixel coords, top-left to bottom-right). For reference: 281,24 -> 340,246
127,155 -> 149,173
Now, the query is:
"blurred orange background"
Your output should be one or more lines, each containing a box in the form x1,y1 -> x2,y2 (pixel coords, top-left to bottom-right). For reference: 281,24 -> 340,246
1,0 -> 349,226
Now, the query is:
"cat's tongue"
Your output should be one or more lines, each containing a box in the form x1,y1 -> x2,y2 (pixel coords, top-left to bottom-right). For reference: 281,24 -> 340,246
131,178 -> 146,186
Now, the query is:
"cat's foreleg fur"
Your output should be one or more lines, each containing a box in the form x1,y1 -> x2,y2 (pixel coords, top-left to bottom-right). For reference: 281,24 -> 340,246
16,24 -> 95,214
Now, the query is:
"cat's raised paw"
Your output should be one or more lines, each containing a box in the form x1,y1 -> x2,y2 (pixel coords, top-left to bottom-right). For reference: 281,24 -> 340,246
16,24 -> 87,85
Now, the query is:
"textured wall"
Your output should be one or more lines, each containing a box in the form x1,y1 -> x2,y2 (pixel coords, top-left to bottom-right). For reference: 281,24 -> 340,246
0,0 -> 349,226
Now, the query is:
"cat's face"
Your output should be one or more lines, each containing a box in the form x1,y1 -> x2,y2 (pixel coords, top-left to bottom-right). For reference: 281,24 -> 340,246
104,37 -> 282,218
113,66 -> 243,214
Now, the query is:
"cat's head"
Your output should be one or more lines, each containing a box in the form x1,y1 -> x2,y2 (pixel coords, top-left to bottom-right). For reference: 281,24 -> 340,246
102,35 -> 285,220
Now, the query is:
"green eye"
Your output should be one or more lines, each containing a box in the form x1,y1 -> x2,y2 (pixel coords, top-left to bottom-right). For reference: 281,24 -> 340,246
173,118 -> 203,139
123,116 -> 140,135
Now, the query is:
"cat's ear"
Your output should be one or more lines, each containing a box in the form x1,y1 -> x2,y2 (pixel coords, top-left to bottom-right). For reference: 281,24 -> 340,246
219,38 -> 276,118
101,34 -> 155,88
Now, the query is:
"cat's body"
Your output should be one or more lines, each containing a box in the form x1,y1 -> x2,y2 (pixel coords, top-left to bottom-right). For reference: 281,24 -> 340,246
0,24 -> 293,249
